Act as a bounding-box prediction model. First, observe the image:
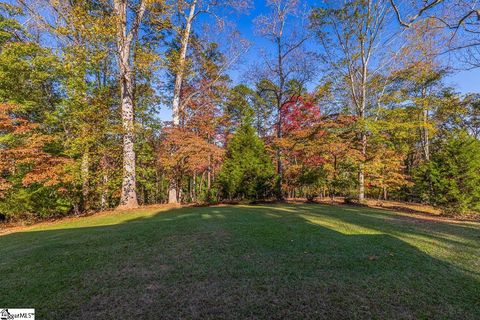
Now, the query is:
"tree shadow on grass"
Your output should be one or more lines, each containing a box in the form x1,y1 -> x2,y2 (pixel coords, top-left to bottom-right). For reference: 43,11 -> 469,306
0,204 -> 479,319
293,204 -> 480,267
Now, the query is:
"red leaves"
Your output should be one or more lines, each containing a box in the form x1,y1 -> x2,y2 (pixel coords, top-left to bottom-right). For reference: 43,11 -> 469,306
280,94 -> 326,166
282,95 -> 321,134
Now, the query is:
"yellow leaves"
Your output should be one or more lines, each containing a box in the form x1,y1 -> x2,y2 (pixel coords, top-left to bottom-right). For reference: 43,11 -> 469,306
135,47 -> 160,74
365,147 -> 412,190
144,0 -> 166,6
273,137 -> 293,150
49,1 -> 116,44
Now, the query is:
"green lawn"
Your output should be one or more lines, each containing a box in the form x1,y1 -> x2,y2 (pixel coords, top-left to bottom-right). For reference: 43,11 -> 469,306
1,204 -> 479,319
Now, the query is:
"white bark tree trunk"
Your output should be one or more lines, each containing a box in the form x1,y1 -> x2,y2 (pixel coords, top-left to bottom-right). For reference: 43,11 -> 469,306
114,0 -> 146,209
358,92 -> 367,203
169,0 -> 197,204
275,36 -> 285,201
423,107 -> 430,161
358,38 -> 369,203
81,150 -> 89,210
101,172 -> 109,210
358,133 -> 366,202
119,67 -> 138,208
172,0 -> 197,126
421,86 -> 430,161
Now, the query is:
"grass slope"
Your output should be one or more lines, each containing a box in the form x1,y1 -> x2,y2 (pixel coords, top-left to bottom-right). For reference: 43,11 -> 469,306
1,204 -> 479,319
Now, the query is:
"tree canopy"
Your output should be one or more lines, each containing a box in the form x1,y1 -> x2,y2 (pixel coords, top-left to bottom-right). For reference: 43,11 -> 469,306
1,0 -> 480,220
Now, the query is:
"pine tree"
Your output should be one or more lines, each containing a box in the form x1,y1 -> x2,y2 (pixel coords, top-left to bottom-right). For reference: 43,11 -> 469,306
414,131 -> 480,214
217,112 -> 275,200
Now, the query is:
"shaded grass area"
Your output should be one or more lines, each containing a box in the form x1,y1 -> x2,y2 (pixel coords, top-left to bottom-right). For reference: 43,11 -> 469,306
1,204 -> 479,319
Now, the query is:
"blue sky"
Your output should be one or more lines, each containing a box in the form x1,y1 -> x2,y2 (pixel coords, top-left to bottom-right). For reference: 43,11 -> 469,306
447,70 -> 480,94
231,0 -> 480,94
154,0 -> 480,121
9,0 -> 477,120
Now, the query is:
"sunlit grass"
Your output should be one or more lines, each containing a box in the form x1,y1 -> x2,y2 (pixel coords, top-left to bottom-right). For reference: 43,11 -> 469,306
1,204 -> 479,319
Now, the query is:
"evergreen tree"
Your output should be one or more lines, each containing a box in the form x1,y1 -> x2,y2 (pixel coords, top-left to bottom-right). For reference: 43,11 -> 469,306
414,131 -> 480,214
217,112 -> 275,200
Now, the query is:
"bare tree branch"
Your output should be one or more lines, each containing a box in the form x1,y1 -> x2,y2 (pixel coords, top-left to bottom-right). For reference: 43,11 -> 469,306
389,0 -> 444,27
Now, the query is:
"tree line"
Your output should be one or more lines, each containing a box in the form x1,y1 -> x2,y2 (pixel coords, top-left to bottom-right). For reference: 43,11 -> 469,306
1,0 -> 479,221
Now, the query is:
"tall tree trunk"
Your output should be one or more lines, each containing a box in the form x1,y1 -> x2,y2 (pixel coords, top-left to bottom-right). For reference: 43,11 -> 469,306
101,171 -> 109,210
114,0 -> 146,209
119,67 -> 138,208
358,58 -> 368,203
358,131 -> 367,202
169,0 -> 197,204
192,172 -> 197,202
168,181 -> 178,204
275,36 -> 284,201
276,121 -> 283,200
199,171 -> 205,198
172,0 -> 197,126
423,107 -> 430,161
99,154 -> 110,210
207,154 -> 212,191
421,86 -> 430,161
81,150 -> 89,211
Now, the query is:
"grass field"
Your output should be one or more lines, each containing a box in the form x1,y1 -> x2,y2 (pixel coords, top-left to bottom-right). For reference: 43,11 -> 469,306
1,204 -> 479,319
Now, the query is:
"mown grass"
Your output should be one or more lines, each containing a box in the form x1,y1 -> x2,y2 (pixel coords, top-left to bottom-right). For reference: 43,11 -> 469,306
1,204 -> 479,319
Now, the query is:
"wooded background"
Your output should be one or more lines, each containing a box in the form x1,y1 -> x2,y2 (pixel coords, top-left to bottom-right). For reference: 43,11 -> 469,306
1,0 -> 479,220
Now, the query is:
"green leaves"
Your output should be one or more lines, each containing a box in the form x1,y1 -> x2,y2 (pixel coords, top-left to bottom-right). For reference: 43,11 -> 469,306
414,131 -> 480,214
218,118 -> 275,200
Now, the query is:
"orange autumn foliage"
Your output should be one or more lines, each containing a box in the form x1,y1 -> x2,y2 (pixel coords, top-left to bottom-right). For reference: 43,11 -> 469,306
157,127 -> 223,179
0,104 -> 73,196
